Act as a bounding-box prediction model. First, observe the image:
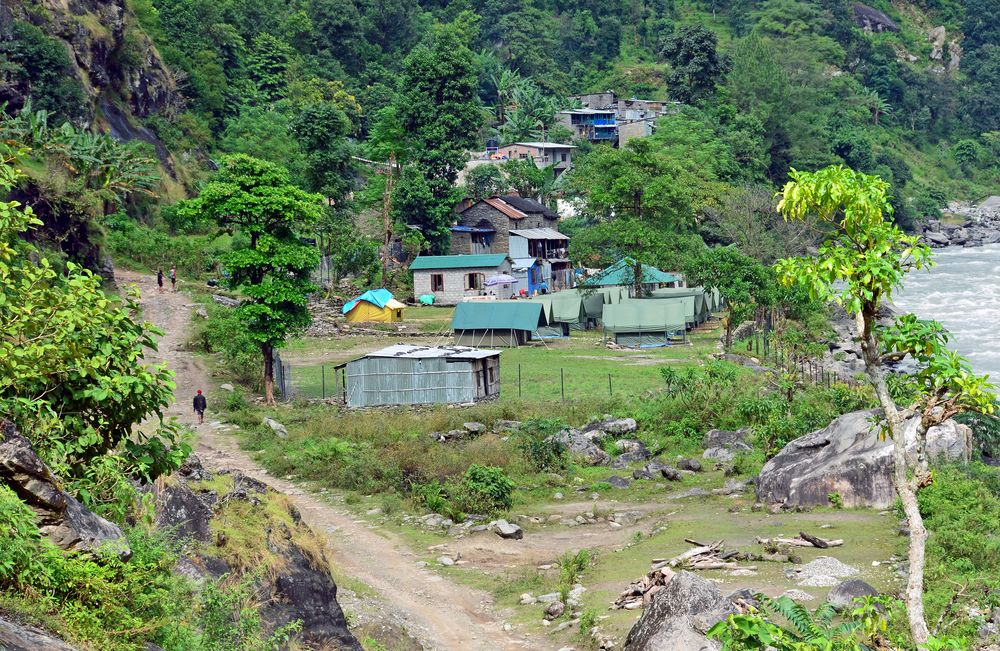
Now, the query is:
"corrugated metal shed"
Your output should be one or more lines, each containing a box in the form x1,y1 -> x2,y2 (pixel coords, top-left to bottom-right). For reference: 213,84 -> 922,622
411,254 -> 509,270
338,345 -> 501,407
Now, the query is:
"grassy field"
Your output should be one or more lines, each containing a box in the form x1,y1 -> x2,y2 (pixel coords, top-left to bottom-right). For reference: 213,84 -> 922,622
281,308 -> 722,402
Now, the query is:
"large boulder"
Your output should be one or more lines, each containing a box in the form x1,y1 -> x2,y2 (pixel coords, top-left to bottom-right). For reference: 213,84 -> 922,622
757,410 -> 972,508
827,579 -> 879,611
702,427 -> 753,462
547,428 -> 610,465
0,421 -> 130,559
623,571 -> 737,651
0,616 -> 77,651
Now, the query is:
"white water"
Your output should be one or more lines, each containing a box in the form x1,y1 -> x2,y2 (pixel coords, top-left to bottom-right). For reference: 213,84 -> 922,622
894,243 -> 1000,381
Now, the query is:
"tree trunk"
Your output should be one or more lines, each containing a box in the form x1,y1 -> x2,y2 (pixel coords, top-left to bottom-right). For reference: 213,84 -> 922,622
724,316 -> 733,350
855,309 -> 931,646
634,259 -> 642,298
262,342 -> 275,406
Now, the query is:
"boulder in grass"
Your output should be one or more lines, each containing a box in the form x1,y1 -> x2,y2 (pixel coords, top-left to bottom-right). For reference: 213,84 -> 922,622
757,409 -> 971,509
623,571 -> 735,651
826,579 -> 879,611
494,519 -> 524,540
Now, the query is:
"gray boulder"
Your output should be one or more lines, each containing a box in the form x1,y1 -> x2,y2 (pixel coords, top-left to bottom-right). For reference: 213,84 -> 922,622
463,422 -> 486,435
212,294 -> 240,308
584,417 -> 637,436
702,428 -> 753,462
827,579 -> 879,611
0,421 -> 130,559
0,616 -> 77,651
607,475 -> 630,489
547,428 -> 610,466
262,417 -> 288,438
624,571 -> 736,651
660,467 -> 682,481
757,409 -> 972,508
494,519 -> 524,540
678,457 -> 702,472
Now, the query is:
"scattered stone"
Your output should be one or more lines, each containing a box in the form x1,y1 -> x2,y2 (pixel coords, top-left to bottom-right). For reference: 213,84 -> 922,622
195,307 -> 208,319
611,510 -> 643,526
463,422 -> 486,435
826,579 -> 879,611
415,561 -> 428,568
553,492 -> 564,500
632,469 -> 654,480
659,467 -> 682,481
781,589 -> 817,601
713,479 -> 748,496
729,568 -> 757,577
545,601 -> 566,620
494,519 -> 524,540
219,383 -> 235,392
537,592 -> 560,603
590,492 -> 600,501
519,593 -> 537,605
437,556 -> 455,567
262,417 -> 288,438
494,420 -> 522,432
212,294 -> 240,308
607,475 -> 630,489
677,458 -> 702,472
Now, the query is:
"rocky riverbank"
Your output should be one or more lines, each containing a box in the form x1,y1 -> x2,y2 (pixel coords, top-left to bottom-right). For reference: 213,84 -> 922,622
921,196 -> 1000,248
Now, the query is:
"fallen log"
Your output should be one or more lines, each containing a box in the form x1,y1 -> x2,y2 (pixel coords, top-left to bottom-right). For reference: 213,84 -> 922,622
799,531 -> 829,549
756,536 -> 843,548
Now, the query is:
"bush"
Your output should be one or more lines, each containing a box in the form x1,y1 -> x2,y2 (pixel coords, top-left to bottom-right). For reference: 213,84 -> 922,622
456,464 -> 514,515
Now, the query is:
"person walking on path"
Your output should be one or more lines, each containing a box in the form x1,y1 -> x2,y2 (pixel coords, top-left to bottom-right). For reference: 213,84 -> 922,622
169,265 -> 177,292
193,390 -> 207,424
157,269 -> 164,293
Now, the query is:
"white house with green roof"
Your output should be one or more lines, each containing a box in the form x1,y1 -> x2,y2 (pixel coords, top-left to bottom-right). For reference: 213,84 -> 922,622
410,254 -> 513,305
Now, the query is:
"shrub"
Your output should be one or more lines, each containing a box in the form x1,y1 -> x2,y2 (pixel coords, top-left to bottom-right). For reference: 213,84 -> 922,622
456,464 -> 514,515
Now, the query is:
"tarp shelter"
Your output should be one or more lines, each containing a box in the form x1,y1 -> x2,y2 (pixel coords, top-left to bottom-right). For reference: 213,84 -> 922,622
342,288 -> 406,323
650,287 -> 710,325
336,344 -> 501,407
580,259 -> 679,293
451,301 -> 549,347
603,299 -> 687,347
530,293 -> 589,336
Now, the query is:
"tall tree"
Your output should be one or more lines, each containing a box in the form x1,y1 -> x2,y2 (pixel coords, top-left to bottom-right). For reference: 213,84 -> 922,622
775,165 -> 995,646
566,139 -> 695,295
659,25 -> 731,103
181,155 -> 323,404
394,23 -> 482,253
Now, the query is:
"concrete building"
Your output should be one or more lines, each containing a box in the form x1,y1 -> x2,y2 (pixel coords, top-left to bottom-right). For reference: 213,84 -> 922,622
495,142 -> 575,177
557,108 -> 618,143
564,92 -> 680,146
411,254 -> 513,305
336,344 -> 501,407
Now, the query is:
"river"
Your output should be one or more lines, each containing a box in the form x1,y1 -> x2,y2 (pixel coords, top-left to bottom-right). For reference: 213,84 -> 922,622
894,243 -> 1000,381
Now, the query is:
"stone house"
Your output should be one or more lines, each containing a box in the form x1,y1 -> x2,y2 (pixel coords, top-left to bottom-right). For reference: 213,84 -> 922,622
450,196 -> 561,257
495,142 -> 575,177
411,254 -> 513,305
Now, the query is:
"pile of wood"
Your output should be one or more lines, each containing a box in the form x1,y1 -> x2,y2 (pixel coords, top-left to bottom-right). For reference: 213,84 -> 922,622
612,539 -> 758,610
756,531 -> 843,548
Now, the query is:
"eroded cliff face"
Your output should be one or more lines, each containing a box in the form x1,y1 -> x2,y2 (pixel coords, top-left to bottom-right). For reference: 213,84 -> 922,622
1,0 -> 180,121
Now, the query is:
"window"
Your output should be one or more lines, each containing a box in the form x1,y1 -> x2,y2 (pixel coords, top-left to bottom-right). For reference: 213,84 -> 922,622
519,153 -> 528,159
561,153 -> 567,162
431,273 -> 444,291
465,272 -> 484,290
488,365 -> 496,383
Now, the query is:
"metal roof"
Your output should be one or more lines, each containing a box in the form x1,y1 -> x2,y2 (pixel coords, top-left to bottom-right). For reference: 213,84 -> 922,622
363,344 -> 501,360
451,225 -> 495,233
512,142 -> 577,149
509,228 -> 569,240
410,254 -> 509,270
511,257 -> 538,269
560,108 -> 616,115
581,259 -> 678,286
451,301 -> 548,331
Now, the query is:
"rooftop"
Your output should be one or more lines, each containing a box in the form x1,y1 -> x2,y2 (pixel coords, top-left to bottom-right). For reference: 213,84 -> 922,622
410,254 -> 509,271
509,227 -> 569,240
510,142 -> 577,149
363,344 -> 500,360
451,301 -> 548,331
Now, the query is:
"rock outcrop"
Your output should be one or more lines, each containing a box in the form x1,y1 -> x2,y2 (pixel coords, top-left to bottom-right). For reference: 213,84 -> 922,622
0,616 -> 78,651
0,420 -> 130,559
623,571 -> 737,651
149,456 -> 362,650
546,416 -> 639,466
851,2 -> 899,33
757,409 -> 972,509
921,197 -> 1000,249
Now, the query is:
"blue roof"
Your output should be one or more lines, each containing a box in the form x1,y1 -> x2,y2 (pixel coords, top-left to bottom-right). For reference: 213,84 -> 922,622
342,288 -> 395,314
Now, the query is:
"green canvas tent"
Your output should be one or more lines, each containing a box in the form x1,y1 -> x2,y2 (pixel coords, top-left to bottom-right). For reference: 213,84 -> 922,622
602,299 -> 687,347
650,287 -> 710,325
451,301 -> 548,347
581,259 -> 678,290
530,293 -> 590,335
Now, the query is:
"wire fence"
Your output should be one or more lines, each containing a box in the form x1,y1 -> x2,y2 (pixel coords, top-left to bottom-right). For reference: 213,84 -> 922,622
743,332 -> 863,389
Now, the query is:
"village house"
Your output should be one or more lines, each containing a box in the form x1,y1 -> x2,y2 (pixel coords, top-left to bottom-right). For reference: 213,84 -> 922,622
458,141 -> 575,185
450,196 -> 573,292
411,253 -> 513,305
561,91 -> 679,145
557,108 -> 618,143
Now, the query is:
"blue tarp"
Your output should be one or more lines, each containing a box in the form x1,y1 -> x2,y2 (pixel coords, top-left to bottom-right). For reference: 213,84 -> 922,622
342,288 -> 395,314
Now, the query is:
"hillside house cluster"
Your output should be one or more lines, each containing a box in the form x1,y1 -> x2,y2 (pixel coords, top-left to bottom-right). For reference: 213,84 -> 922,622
412,195 -> 573,305
459,141 -> 576,185
559,92 -> 679,146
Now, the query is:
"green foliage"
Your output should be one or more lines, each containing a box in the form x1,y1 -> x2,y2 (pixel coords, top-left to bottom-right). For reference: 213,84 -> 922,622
1,22 -> 85,120
458,464 -> 514,515
465,164 -> 509,200
828,491 -> 843,509
659,25 -> 731,103
0,150 -> 184,482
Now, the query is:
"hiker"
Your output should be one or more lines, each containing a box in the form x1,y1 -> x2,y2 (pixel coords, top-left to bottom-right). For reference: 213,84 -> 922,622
193,390 -> 207,424
156,269 -> 164,293
169,265 -> 177,292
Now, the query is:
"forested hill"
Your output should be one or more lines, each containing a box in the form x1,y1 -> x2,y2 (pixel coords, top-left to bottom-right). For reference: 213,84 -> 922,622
1,0 -> 998,266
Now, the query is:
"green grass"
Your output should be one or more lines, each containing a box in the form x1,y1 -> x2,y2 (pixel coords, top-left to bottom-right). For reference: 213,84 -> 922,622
281,318 -> 721,402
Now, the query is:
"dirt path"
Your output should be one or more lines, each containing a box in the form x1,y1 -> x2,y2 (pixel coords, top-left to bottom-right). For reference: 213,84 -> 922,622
120,271 -> 552,651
